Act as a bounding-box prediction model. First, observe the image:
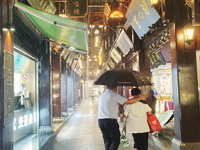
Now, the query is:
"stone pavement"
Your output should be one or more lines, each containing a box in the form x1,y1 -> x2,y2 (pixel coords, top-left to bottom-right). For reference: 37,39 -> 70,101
52,98 -> 173,150
14,98 -> 174,150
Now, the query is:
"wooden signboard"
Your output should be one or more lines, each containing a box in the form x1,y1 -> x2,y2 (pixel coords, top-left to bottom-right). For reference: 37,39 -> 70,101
150,51 -> 166,68
67,0 -> 88,17
4,52 -> 14,127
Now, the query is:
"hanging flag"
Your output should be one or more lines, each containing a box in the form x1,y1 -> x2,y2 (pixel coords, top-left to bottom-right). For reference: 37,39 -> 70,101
126,0 -> 160,39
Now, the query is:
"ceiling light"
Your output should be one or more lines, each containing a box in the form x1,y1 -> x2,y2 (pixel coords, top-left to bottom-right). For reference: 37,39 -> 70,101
94,29 -> 99,34
89,25 -> 95,28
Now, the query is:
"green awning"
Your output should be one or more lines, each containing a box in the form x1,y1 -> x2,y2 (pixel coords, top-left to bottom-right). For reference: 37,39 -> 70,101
14,2 -> 88,53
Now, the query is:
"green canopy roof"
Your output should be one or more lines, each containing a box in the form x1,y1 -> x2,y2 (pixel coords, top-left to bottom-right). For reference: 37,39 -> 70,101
15,1 -> 88,53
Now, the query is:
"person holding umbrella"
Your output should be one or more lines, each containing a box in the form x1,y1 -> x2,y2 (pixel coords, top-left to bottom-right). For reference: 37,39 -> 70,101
98,85 -> 146,150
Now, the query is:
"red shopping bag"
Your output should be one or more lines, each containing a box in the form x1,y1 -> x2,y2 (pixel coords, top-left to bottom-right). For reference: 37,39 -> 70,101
147,114 -> 162,133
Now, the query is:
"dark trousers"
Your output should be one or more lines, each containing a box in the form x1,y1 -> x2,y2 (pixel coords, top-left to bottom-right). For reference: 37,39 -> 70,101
98,119 -> 120,150
132,132 -> 148,150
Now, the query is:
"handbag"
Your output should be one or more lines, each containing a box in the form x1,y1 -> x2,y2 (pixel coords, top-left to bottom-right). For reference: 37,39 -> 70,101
120,118 -> 129,147
147,113 -> 162,133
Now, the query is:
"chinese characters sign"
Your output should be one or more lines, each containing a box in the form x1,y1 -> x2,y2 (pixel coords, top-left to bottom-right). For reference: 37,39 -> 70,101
150,51 -> 166,68
67,0 -> 88,17
126,0 -> 160,39
13,113 -> 33,131
4,52 -> 14,127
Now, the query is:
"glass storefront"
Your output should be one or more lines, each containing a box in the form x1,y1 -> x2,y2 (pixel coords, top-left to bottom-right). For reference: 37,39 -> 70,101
151,63 -> 173,113
13,50 -> 38,142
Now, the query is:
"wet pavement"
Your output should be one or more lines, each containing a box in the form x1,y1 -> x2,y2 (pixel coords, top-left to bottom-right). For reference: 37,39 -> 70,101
14,98 -> 174,150
52,98 -> 172,150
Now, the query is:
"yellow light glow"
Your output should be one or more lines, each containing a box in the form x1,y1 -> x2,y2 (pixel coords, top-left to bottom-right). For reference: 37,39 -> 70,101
10,28 -> 15,31
110,11 -> 124,18
59,14 -> 68,18
150,0 -> 159,6
3,28 -> 8,31
184,27 -> 194,43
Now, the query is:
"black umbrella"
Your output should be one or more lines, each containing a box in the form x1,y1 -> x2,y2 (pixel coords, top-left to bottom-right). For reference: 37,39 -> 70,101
94,69 -> 151,87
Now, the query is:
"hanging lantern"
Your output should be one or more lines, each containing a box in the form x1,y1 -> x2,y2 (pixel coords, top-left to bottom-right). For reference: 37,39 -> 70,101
109,10 -> 124,18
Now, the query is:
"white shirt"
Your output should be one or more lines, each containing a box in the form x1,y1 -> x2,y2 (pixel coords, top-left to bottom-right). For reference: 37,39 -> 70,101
98,89 -> 127,119
124,101 -> 152,133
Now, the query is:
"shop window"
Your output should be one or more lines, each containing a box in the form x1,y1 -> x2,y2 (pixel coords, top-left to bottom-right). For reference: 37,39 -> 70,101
13,51 -> 37,142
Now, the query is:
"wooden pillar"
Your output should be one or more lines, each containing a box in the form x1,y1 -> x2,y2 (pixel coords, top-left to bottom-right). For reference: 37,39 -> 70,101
171,0 -> 200,149
139,49 -> 152,106
52,50 -> 61,117
61,58 -> 67,115
0,0 -> 14,149
138,32 -> 152,105
38,40 -> 52,130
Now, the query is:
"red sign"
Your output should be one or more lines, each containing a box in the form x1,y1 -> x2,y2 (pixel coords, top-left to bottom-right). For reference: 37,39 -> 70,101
21,74 -> 29,82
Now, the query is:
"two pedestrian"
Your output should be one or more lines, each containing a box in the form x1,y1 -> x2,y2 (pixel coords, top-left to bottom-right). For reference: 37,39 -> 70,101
98,85 -> 146,150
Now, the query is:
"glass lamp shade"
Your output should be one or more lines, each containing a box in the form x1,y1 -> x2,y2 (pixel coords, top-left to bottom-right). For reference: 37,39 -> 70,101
184,25 -> 194,44
109,11 -> 124,18
150,0 -> 159,6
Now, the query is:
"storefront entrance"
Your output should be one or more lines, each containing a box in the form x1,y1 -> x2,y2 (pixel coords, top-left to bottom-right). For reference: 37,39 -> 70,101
13,49 -> 38,143
151,63 -> 173,113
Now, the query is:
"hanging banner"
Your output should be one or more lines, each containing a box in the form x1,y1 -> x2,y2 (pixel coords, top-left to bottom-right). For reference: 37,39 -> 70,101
116,29 -> 133,55
150,51 -> 166,68
126,0 -> 160,39
67,0 -> 88,17
110,47 -> 121,64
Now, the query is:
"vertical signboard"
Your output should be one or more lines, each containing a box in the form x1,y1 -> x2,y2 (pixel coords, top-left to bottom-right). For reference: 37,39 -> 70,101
4,52 -> 14,127
4,31 -> 14,127
67,0 -> 88,17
